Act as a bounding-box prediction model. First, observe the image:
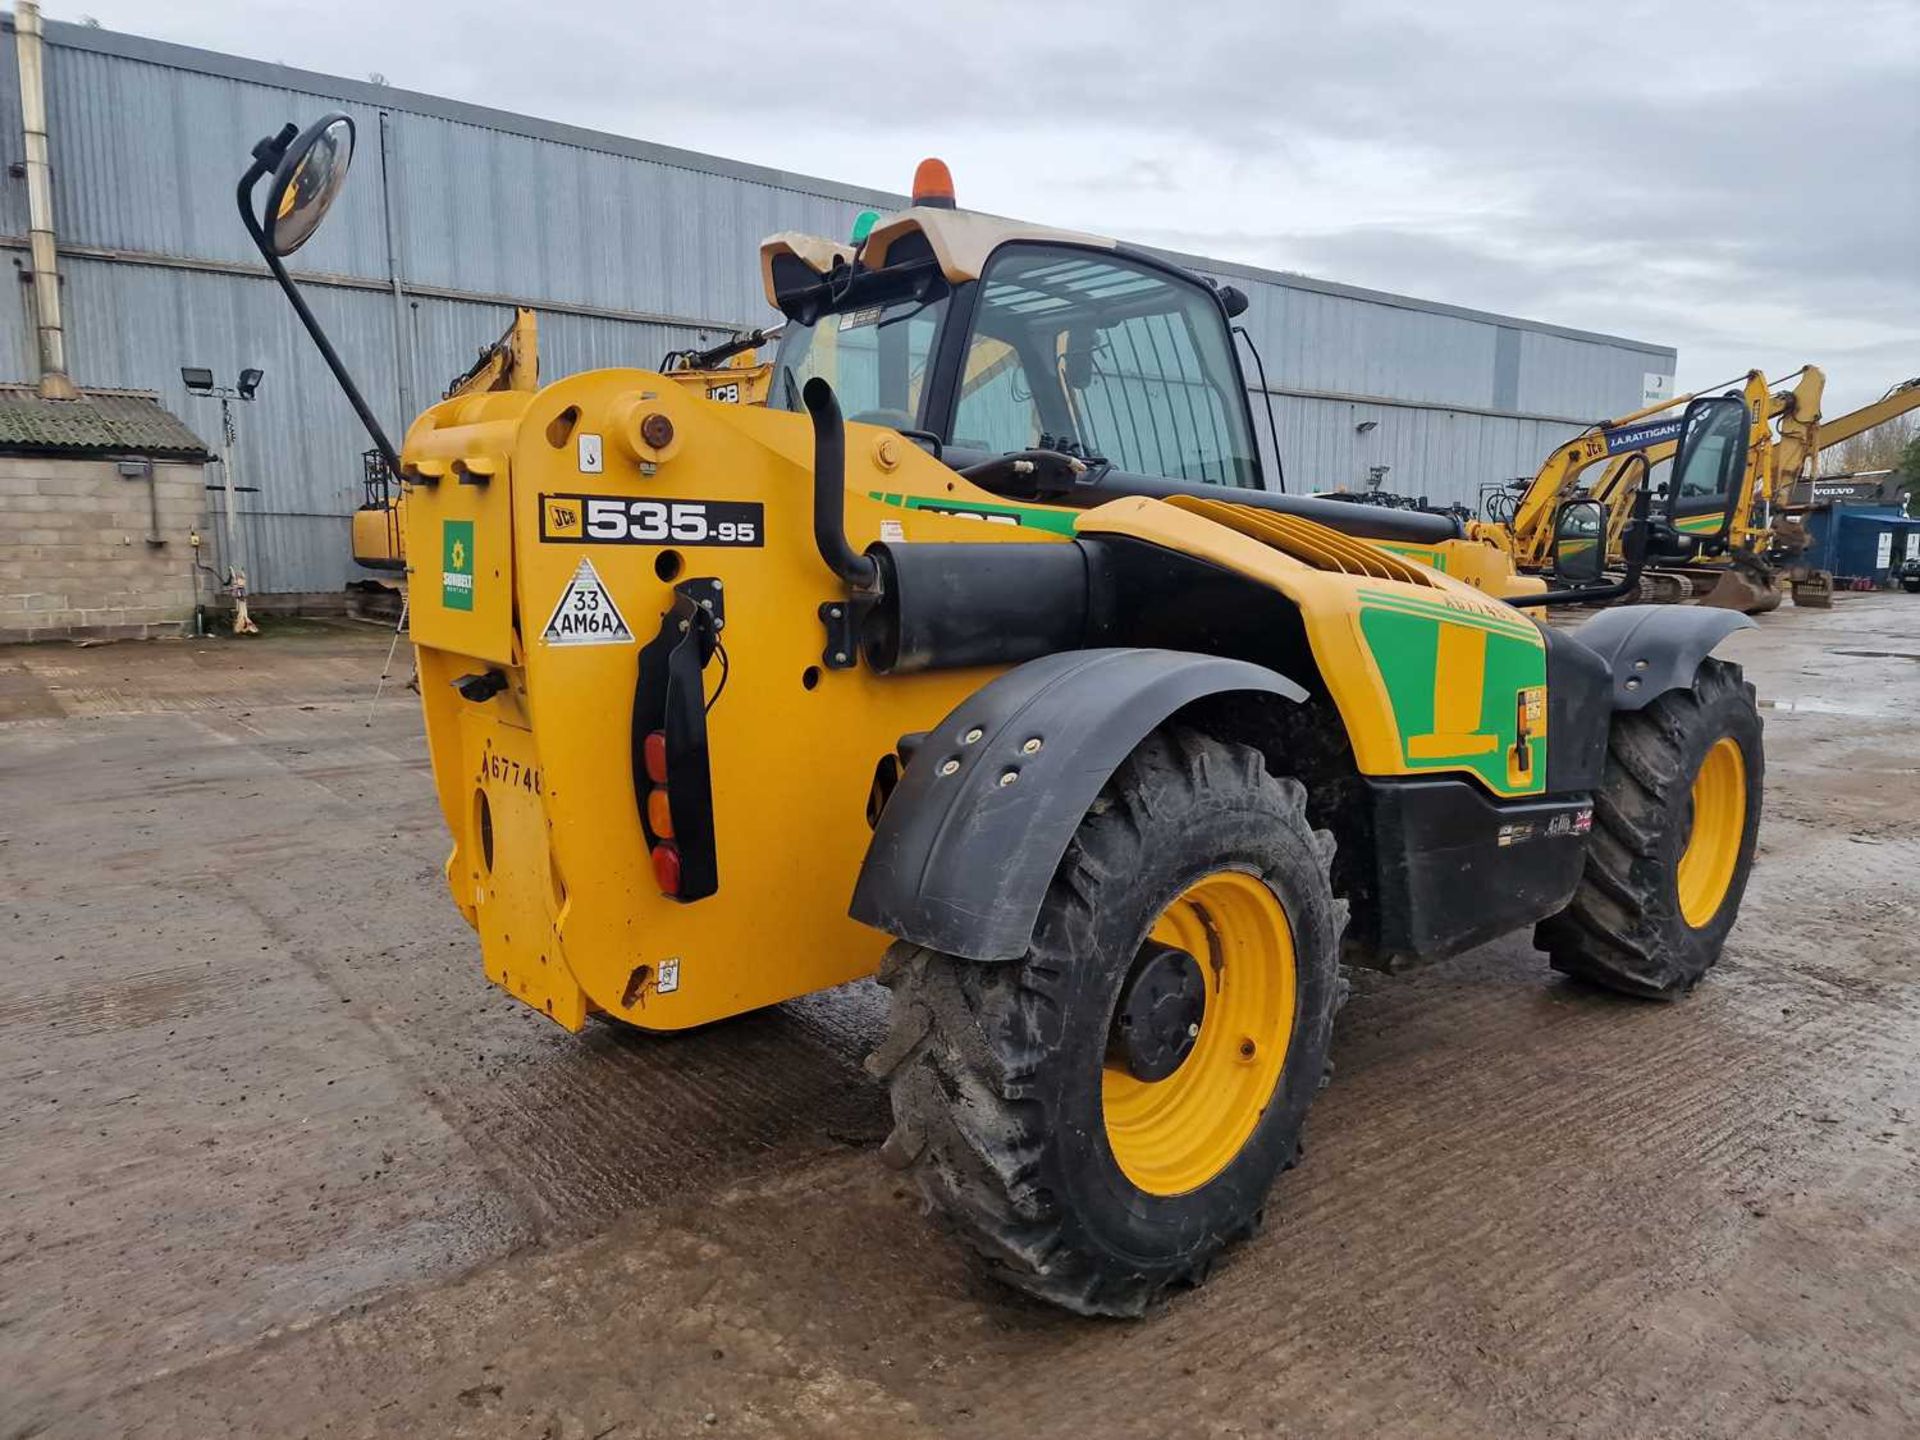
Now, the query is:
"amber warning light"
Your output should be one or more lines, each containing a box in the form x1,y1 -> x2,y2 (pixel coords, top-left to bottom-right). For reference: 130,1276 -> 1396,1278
912,157 -> 956,209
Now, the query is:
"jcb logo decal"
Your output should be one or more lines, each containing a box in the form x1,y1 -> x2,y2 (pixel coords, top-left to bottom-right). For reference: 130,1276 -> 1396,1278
547,498 -> 582,534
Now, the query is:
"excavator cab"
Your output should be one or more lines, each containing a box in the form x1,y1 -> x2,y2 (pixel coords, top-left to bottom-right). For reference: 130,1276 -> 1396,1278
1665,393 -> 1752,549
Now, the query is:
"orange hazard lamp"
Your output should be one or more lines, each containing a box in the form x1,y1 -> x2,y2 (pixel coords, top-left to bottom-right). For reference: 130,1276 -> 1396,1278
912,157 -> 956,209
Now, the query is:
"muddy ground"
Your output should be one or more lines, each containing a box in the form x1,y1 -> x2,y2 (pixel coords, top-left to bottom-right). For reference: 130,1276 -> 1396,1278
1,596 -> 1916,1439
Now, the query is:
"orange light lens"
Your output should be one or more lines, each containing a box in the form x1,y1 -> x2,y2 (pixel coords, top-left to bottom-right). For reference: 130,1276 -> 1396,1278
646,786 -> 674,839
911,157 -> 955,208
643,730 -> 669,785
650,842 -> 681,894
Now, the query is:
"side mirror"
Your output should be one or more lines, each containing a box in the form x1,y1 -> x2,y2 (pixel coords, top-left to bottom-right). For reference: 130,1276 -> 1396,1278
1217,284 -> 1250,318
237,115 -> 398,474
1552,499 -> 1607,585
1664,394 -> 1750,540
261,113 -> 355,255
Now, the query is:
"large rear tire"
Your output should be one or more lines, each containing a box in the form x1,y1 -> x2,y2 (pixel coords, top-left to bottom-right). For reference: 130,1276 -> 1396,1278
867,728 -> 1345,1316
1536,659 -> 1763,998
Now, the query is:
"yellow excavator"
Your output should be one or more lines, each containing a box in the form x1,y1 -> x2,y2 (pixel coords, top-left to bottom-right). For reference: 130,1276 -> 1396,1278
351,308 -> 775,572
1476,368 -> 1920,611
1599,370 -> 1920,610
1763,376 -> 1920,605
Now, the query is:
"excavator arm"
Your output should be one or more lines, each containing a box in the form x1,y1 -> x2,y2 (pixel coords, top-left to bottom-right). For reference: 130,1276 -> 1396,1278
1772,376 -> 1920,505
446,307 -> 540,398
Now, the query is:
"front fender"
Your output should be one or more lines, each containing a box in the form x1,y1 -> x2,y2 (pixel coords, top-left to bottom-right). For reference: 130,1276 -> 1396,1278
1572,606 -> 1756,710
849,647 -> 1307,962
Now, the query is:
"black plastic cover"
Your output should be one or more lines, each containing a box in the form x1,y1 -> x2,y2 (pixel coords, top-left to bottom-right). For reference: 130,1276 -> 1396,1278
1350,778 -> 1591,965
1571,606 -> 1755,710
850,648 -> 1307,961
1541,625 -> 1613,793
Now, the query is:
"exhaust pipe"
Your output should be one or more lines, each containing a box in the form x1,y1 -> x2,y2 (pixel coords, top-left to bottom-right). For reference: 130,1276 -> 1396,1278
15,2 -> 75,400
801,377 -> 878,590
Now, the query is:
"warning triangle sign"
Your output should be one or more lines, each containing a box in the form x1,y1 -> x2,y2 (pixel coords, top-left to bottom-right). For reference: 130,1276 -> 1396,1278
541,558 -> 634,646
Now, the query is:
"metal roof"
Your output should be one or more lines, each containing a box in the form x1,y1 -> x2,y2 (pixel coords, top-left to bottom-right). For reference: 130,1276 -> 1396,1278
0,384 -> 209,460
23,17 -> 1675,362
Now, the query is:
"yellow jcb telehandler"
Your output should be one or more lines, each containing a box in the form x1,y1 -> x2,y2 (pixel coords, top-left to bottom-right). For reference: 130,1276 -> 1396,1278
242,115 -> 1766,1315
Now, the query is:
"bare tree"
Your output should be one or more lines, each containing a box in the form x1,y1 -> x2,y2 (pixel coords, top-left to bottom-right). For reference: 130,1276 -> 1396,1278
1825,412 -> 1919,476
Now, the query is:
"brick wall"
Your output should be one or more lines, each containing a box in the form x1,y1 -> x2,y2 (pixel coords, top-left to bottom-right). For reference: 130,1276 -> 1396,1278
0,454 -> 211,642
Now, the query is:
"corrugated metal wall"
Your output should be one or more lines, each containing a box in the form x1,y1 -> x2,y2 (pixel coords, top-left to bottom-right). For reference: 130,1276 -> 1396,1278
0,19 -> 1676,593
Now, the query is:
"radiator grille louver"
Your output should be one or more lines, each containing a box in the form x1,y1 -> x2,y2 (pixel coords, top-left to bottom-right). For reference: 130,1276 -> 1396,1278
1168,496 -> 1439,587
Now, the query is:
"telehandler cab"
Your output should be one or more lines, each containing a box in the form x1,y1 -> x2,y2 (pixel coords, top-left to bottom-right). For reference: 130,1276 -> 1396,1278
241,116 -> 1766,1315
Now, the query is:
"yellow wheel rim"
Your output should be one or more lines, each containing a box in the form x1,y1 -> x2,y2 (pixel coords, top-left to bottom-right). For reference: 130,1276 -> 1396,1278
1102,869 -> 1297,1196
1676,736 -> 1746,927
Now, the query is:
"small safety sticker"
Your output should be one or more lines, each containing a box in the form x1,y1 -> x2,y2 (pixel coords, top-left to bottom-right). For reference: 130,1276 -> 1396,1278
542,557 -> 633,646
657,957 -> 681,994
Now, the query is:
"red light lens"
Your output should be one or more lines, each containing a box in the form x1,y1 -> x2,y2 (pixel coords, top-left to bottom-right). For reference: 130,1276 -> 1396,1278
650,842 -> 681,894
643,730 -> 668,785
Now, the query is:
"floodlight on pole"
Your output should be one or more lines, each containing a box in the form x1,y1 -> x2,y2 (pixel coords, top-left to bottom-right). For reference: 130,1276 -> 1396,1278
179,364 -> 266,589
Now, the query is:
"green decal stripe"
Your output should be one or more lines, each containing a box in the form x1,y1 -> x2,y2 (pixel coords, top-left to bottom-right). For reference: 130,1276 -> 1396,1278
1675,513 -> 1723,533
868,491 -> 1080,535
1356,605 -> 1545,796
1357,592 -> 1540,645
1375,542 -> 1450,573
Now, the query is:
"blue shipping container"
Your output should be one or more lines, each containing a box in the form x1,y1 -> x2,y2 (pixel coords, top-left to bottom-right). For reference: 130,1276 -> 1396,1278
1805,505 -> 1920,582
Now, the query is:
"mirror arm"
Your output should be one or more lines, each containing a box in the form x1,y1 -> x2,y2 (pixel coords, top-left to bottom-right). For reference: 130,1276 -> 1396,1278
1507,485 -> 1652,609
236,139 -> 402,476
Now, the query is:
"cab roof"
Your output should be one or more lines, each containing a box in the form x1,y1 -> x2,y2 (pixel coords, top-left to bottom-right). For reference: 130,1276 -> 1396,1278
759,206 -> 1118,312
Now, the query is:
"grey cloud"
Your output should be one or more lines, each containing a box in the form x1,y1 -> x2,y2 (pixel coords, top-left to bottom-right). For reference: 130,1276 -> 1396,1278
71,0 -> 1920,411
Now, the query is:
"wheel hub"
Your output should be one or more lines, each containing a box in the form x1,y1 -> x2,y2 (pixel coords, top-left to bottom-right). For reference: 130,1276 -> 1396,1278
1109,940 -> 1207,1082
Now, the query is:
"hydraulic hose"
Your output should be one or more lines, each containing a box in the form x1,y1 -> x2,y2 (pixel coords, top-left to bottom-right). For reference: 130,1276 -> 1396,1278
802,377 -> 879,590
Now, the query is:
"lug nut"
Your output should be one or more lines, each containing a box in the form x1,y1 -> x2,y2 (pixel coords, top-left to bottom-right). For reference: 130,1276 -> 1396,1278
938,758 -> 960,776
1021,737 -> 1042,754
998,769 -> 1018,787
964,727 -> 983,744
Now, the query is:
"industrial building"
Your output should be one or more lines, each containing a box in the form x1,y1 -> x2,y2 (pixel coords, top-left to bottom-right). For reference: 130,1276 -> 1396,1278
0,14 -> 1677,601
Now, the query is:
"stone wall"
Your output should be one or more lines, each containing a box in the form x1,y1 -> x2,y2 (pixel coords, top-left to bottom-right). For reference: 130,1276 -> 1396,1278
0,454 -> 211,642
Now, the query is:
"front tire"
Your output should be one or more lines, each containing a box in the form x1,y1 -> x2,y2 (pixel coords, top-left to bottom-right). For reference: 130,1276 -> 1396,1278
867,728 -> 1344,1316
1536,659 -> 1763,998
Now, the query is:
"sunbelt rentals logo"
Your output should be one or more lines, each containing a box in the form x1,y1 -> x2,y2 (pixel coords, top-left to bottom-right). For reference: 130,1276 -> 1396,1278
442,519 -> 475,611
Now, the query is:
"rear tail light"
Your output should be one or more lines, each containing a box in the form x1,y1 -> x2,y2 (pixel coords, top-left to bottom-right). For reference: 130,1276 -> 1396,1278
633,586 -> 721,902
642,730 -> 669,785
650,842 -> 682,895
640,728 -> 678,889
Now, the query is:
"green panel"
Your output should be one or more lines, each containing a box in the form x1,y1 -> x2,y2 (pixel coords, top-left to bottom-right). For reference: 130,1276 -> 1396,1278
1357,599 -> 1546,796
441,519 -> 475,612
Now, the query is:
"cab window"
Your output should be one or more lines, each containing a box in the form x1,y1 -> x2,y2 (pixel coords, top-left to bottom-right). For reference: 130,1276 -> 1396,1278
951,246 -> 1258,487
770,290 -> 949,430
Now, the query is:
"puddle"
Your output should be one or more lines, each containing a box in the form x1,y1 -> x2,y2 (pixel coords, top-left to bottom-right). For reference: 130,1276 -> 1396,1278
1758,696 -> 1909,719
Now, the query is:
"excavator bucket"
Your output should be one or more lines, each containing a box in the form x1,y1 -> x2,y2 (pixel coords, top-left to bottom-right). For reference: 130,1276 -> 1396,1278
1693,558 -> 1783,615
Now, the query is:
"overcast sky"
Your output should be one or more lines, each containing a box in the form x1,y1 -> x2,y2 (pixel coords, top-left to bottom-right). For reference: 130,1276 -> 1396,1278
66,0 -> 1920,414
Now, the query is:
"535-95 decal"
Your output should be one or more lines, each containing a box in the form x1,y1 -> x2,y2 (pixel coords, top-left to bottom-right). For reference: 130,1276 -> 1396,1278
540,493 -> 763,547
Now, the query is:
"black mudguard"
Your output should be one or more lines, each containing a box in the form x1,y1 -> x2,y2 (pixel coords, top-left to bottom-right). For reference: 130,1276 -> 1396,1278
850,648 -> 1308,962
1572,606 -> 1756,710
